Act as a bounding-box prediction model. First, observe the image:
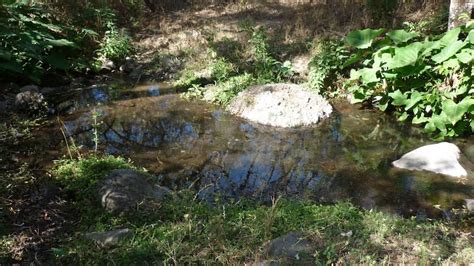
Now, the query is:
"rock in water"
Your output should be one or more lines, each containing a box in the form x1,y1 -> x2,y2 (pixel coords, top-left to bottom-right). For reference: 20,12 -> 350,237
15,91 -> 47,115
392,142 -> 467,177
227,84 -> 332,128
98,169 -> 172,215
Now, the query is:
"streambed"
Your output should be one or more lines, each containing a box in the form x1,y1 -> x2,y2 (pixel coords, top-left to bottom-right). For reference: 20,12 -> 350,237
39,81 -> 474,218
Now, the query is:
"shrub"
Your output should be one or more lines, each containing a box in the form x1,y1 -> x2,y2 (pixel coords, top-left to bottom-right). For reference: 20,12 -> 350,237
345,25 -> 474,138
307,40 -> 350,94
0,2 -> 82,83
249,27 -> 295,82
95,19 -> 133,64
53,155 -> 135,196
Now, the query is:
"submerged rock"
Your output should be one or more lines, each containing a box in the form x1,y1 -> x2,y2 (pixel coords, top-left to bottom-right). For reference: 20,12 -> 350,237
266,232 -> 316,261
392,142 -> 467,177
98,169 -> 172,215
227,84 -> 332,128
15,91 -> 47,115
85,228 -> 133,247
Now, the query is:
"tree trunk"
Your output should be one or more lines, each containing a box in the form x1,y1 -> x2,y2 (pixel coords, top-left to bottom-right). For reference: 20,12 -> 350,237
448,0 -> 474,29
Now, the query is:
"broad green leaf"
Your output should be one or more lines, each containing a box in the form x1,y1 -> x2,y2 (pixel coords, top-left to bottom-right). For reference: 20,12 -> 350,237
45,38 -> 76,47
343,52 -> 363,68
357,68 -> 379,84
412,114 -> 428,124
405,91 -> 423,110
438,27 -> 461,46
467,29 -> 474,44
387,30 -> 419,44
388,90 -> 407,106
374,52 -> 392,69
471,120 -> 474,132
387,42 -> 422,69
424,113 -> 448,134
441,98 -> 474,125
456,49 -> 474,64
432,40 -> 466,63
398,112 -> 409,121
441,58 -> 460,70
346,28 -> 384,49
467,20 -> 474,30
420,41 -> 442,57
349,69 -> 361,80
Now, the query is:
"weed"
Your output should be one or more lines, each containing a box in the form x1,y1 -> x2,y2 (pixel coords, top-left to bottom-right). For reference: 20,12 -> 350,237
249,27 -> 295,83
307,40 -> 350,95
52,155 -> 135,199
95,19 -> 133,66
203,74 -> 256,105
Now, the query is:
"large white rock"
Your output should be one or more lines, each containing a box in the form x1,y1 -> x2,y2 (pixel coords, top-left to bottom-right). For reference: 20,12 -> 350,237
227,84 -> 332,128
392,142 -> 467,177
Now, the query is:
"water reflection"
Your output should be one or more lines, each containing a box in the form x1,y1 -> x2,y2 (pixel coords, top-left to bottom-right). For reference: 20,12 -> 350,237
49,83 -> 474,218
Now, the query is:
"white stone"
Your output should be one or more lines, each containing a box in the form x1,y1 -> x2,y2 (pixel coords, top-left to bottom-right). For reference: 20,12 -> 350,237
392,142 -> 467,177
227,84 -> 332,128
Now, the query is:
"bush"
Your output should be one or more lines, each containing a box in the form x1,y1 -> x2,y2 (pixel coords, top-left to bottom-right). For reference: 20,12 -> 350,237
0,2 -> 83,83
95,18 -> 133,65
344,24 -> 474,138
53,155 -> 135,196
249,27 -> 294,82
307,40 -> 350,94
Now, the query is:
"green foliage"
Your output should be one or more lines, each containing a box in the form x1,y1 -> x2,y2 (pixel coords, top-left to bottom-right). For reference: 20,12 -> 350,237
0,2 -> 81,83
52,155 -> 135,197
181,27 -> 294,105
0,1 -> 136,83
204,73 -> 256,105
95,19 -> 133,64
307,40 -> 350,94
209,57 -> 235,82
345,25 -> 474,138
249,27 -> 294,82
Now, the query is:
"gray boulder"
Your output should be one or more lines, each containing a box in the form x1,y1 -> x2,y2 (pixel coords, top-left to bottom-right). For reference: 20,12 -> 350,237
98,169 -> 171,215
266,232 -> 315,261
392,142 -> 467,177
15,91 -> 47,114
227,84 -> 332,128
85,228 -> 133,248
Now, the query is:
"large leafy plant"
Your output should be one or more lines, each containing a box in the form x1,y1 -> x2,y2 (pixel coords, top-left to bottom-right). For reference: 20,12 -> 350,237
0,2 -> 82,83
345,25 -> 474,138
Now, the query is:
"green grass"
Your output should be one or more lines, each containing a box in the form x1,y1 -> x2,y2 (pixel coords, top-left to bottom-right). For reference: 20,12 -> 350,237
49,156 -> 474,265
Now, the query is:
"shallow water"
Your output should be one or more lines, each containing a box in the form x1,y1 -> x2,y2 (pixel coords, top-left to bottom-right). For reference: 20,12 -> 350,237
42,82 -> 474,218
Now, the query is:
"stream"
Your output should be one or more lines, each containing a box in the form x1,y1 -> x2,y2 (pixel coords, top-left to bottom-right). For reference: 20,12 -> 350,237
38,81 -> 474,218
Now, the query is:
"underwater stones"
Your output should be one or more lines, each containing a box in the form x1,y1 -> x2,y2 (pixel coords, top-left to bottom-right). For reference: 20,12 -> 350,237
227,84 -> 332,128
392,142 -> 468,178
85,228 -> 133,248
98,169 -> 171,215
14,90 -> 47,115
